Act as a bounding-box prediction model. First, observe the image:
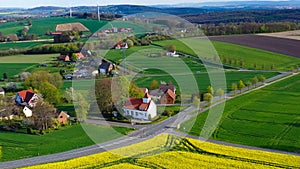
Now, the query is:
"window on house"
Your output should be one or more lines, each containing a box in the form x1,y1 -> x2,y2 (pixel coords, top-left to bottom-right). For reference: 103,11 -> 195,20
135,112 -> 138,116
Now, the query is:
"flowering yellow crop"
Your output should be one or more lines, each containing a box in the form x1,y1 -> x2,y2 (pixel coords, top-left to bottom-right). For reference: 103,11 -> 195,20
21,134 -> 300,169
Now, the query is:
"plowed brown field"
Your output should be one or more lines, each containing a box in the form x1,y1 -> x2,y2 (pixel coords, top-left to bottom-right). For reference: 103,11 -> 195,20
209,35 -> 300,58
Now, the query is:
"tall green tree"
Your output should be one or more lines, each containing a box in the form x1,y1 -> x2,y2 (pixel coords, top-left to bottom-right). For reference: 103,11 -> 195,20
252,76 -> 259,87
129,82 -> 144,98
30,100 -> 56,131
246,81 -> 252,90
204,93 -> 213,102
216,88 -> 224,97
232,83 -> 238,94
73,93 -> 90,122
95,78 -> 114,114
258,75 -> 266,83
207,85 -> 214,95
192,96 -> 201,108
237,80 -> 245,93
149,80 -> 159,90
39,82 -> 60,104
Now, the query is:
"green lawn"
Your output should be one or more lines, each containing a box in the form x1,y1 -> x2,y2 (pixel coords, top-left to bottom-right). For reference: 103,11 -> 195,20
182,73 -> 300,152
154,38 -> 300,71
0,124 -> 132,161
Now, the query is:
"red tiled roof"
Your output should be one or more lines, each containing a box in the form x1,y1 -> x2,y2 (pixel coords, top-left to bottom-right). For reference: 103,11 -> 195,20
18,90 -> 33,100
124,98 -> 142,110
124,98 -> 151,111
139,103 -> 149,110
166,89 -> 176,100
75,53 -> 85,59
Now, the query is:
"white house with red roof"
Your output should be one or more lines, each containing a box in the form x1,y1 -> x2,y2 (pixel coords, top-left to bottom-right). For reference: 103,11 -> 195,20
123,92 -> 157,121
15,90 -> 40,107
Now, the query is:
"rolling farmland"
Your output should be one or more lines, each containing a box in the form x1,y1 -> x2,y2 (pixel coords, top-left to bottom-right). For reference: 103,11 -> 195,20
209,35 -> 300,58
154,38 -> 300,71
21,134 -> 300,169
183,74 -> 300,152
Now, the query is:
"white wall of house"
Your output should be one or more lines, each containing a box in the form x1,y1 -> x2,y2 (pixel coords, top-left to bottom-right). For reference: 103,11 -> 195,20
28,94 -> 39,107
123,101 -> 157,120
0,91 -> 4,96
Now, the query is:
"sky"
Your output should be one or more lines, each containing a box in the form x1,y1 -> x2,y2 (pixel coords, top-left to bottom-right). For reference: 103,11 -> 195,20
0,0 -> 280,8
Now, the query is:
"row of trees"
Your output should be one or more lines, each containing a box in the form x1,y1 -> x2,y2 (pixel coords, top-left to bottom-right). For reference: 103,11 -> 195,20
231,75 -> 266,94
191,85 -> 225,108
201,22 -> 300,36
191,75 -> 267,109
222,57 -> 276,70
27,43 -> 83,54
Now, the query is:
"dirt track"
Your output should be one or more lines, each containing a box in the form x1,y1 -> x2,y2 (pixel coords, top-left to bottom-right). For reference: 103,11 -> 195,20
209,35 -> 300,58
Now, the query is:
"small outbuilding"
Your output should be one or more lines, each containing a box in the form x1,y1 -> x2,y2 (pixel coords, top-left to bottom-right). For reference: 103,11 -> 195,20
57,111 -> 70,125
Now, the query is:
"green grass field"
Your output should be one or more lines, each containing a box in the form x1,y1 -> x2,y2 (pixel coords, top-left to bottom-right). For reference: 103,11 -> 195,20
182,74 -> 300,152
0,21 -> 24,35
26,17 -> 149,36
134,71 -> 278,94
0,54 -> 57,63
0,124 -> 132,161
0,53 -> 58,78
0,63 -> 38,79
154,38 -> 300,71
27,17 -> 108,35
0,41 -> 46,50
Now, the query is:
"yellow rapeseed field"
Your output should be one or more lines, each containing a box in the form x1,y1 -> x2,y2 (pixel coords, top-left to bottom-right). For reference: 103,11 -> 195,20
21,134 -> 300,169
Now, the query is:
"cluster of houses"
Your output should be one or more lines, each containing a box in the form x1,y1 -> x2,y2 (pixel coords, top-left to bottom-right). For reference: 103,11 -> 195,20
122,84 -> 176,121
93,27 -> 133,37
58,52 -> 87,62
0,88 -> 70,125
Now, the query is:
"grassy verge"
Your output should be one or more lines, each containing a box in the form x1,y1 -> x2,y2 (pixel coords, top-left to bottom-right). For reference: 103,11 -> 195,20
0,124 -> 132,162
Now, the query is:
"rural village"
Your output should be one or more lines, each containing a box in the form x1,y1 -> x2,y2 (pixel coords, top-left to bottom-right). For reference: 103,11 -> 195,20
0,1 -> 300,168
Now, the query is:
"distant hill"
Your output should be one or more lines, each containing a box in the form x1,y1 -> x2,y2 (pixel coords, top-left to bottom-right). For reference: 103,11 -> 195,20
182,9 -> 300,24
29,6 -> 65,11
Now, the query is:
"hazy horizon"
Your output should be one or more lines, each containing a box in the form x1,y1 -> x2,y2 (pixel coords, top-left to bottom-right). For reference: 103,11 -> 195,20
0,0 -> 286,8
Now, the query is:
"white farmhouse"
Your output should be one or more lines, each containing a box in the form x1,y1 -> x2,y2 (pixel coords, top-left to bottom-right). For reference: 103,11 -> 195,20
123,93 -> 157,121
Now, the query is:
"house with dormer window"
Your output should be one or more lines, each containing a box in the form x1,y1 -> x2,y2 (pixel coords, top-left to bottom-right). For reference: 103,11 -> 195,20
123,93 -> 157,120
